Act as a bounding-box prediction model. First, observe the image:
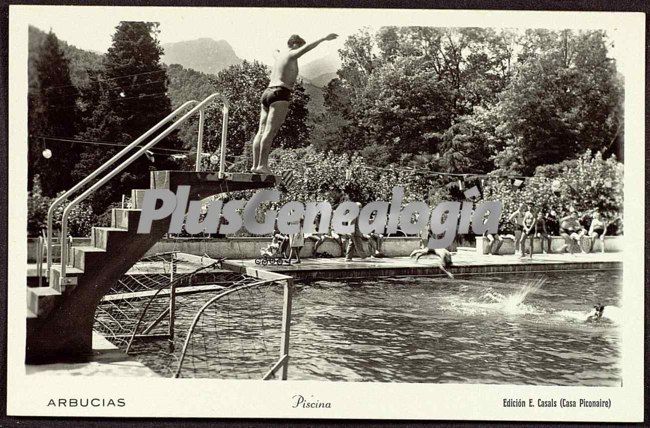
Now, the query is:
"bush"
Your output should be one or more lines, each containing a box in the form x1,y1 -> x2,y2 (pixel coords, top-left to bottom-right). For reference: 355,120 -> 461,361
484,150 -> 623,223
27,175 -> 98,237
27,177 -> 51,237
268,146 -> 441,206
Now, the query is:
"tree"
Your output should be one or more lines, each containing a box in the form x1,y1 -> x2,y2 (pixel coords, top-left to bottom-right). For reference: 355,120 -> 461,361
316,27 -> 518,162
29,31 -> 81,196
193,60 -> 311,172
438,107 -> 501,174
165,64 -> 216,148
492,30 -> 623,174
74,22 -> 178,214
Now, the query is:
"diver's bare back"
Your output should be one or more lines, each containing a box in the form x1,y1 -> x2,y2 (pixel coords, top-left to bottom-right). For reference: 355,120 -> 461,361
269,51 -> 298,89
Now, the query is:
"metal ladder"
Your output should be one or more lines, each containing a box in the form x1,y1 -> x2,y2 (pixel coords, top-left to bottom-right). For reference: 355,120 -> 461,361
40,92 -> 231,288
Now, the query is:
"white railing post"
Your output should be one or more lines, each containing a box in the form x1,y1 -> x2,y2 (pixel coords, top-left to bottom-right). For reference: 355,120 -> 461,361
36,236 -> 43,287
219,105 -> 229,179
195,109 -> 205,172
280,278 -> 293,380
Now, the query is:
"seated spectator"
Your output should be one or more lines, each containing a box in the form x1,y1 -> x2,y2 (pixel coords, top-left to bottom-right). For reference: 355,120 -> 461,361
606,215 -> 623,236
586,211 -> 607,253
304,213 -> 345,257
483,214 -> 516,256
558,209 -> 586,254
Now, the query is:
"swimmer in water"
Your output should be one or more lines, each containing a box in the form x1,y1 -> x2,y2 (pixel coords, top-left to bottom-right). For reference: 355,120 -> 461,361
586,304 -> 605,322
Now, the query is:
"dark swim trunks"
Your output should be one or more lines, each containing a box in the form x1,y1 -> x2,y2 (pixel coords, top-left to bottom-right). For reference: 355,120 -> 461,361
261,86 -> 291,111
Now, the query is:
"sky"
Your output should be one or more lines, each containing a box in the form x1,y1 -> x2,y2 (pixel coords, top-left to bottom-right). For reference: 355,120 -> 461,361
23,6 -> 625,67
26,8 -> 366,65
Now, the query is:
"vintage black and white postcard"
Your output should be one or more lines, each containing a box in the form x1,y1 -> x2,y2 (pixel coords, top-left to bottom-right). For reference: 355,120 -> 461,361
5,4 -> 645,422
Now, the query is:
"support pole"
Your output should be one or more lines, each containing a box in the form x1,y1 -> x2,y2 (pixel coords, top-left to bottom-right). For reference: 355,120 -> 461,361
195,109 -> 205,172
219,105 -> 229,178
279,278 -> 293,380
169,254 -> 177,342
36,236 -> 43,287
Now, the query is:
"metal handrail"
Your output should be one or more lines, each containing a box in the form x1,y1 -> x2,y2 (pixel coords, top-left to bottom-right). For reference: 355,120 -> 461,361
44,100 -> 199,281
57,92 -> 230,285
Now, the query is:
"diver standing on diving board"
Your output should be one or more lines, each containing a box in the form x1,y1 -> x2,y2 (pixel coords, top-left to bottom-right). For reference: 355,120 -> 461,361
250,33 -> 338,175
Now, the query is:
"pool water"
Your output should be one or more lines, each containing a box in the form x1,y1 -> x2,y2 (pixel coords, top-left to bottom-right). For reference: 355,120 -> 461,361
117,270 -> 621,385
285,270 -> 621,385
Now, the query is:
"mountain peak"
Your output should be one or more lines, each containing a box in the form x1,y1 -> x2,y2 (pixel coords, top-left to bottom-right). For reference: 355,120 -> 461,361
161,38 -> 242,75
300,51 -> 341,87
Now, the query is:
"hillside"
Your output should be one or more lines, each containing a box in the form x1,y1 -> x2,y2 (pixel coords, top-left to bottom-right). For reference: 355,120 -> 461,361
28,28 -> 327,137
28,25 -> 103,92
309,71 -> 338,88
165,63 -> 215,108
161,38 -> 242,74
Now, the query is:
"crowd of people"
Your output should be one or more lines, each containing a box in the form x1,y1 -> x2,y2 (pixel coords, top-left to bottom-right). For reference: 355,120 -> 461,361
259,203 -> 620,264
260,214 -> 386,265
484,203 -> 621,258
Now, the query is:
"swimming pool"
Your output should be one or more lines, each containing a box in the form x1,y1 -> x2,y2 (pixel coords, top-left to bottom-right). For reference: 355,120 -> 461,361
109,270 -> 621,385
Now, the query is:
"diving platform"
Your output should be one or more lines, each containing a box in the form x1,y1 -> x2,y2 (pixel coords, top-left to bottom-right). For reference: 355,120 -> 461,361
27,170 -> 278,364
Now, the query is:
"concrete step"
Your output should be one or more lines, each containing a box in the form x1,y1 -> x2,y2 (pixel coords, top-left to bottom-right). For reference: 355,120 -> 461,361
27,286 -> 61,317
72,246 -> 106,271
111,208 -> 142,232
91,226 -> 130,250
49,264 -> 84,291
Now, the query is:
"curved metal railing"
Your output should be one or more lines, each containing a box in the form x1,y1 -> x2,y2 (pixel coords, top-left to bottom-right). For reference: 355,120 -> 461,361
47,92 -> 230,287
172,279 -> 279,379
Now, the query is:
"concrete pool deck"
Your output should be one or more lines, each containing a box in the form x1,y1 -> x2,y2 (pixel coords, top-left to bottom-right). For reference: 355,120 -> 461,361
224,251 -> 622,281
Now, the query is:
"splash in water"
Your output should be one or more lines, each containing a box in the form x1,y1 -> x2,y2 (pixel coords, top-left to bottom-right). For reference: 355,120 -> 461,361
498,277 -> 546,314
447,277 -> 546,316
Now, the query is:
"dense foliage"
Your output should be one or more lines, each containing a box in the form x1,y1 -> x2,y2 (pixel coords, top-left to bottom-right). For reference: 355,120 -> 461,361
316,28 -> 624,175
28,176 -> 97,237
484,150 -> 623,222
28,31 -> 81,196
27,24 -> 625,238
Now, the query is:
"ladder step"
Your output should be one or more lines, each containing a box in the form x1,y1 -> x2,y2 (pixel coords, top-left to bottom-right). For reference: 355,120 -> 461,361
72,246 -> 106,271
27,286 -> 62,317
111,208 -> 142,232
92,226 -> 129,250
